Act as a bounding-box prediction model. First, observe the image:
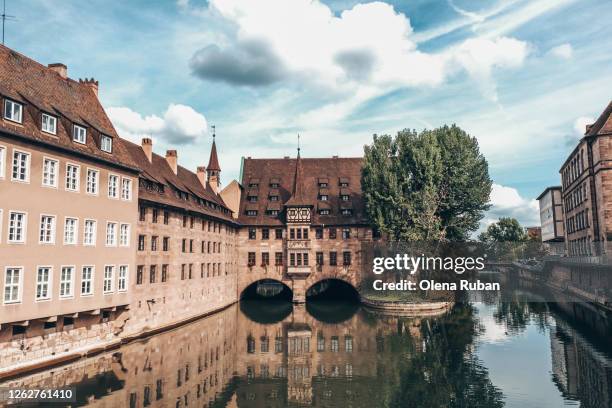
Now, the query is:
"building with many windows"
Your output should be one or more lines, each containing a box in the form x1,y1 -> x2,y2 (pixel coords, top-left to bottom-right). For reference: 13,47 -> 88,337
0,45 -> 139,360
537,186 -> 564,243
560,101 -> 612,255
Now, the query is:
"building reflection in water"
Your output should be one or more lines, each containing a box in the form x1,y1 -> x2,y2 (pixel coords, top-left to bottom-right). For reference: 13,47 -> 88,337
0,297 -> 611,408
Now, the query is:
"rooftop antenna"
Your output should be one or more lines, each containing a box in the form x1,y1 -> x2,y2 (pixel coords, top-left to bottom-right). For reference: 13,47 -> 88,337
297,134 -> 301,157
1,0 -> 16,45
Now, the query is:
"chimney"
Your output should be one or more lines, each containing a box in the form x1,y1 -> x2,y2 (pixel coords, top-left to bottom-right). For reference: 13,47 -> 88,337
197,166 -> 207,187
165,150 -> 178,175
48,63 -> 67,79
79,78 -> 99,97
141,138 -> 153,163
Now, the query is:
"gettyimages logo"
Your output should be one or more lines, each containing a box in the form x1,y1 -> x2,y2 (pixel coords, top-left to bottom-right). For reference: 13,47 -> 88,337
372,254 -> 487,275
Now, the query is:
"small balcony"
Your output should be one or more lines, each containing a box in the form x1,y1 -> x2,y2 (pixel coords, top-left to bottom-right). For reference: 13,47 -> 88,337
286,239 -> 310,250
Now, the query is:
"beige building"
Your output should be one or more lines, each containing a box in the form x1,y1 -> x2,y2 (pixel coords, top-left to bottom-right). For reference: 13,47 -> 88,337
537,186 -> 564,243
0,45 -> 138,359
560,101 -> 612,255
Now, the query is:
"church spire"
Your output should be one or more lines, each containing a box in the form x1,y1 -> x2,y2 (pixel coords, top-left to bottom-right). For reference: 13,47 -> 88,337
207,125 -> 221,194
285,134 -> 309,207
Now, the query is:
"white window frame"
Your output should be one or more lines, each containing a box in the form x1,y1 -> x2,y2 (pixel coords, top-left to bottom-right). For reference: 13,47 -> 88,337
108,174 -> 119,199
41,113 -> 57,135
118,265 -> 128,292
3,266 -> 23,304
59,265 -> 75,299
121,177 -> 132,201
119,223 -> 130,247
103,265 -> 115,294
4,99 -> 23,123
101,135 -> 112,153
86,168 -> 99,195
65,163 -> 80,192
42,156 -> 59,188
83,219 -> 96,246
11,149 -> 30,183
73,124 -> 87,144
63,217 -> 78,245
106,221 -> 117,246
8,211 -> 27,244
0,144 -> 6,179
38,214 -> 56,244
81,266 -> 94,296
35,265 -> 53,301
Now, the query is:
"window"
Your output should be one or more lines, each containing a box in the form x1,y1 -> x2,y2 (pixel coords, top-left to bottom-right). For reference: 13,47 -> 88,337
345,336 -> 353,352
36,266 -> 52,300
64,217 -> 78,244
342,228 -> 351,239
182,215 -> 188,227
275,252 -> 283,266
83,219 -> 96,245
275,228 -> 283,240
163,211 -> 169,225
151,235 -> 158,251
4,267 -> 22,303
340,194 -> 349,201
329,228 -> 336,239
319,209 -> 330,215
331,336 -> 339,352
248,228 -> 256,240
42,157 -> 58,187
316,228 -> 323,239
162,265 -> 168,282
108,175 -> 119,198
41,113 -> 57,134
59,266 -> 74,298
163,236 -> 169,251
103,266 -> 114,293
138,235 -> 145,251
39,215 -> 56,244
150,265 -> 156,283
247,195 -> 257,202
73,124 -> 87,144
319,194 -> 328,201
262,228 -> 269,240
0,145 -> 5,178
270,195 -> 279,201
86,169 -> 99,194
341,209 -> 353,216
329,252 -> 337,266
4,99 -> 22,123
8,211 -> 26,243
81,266 -> 94,295
290,228 -> 295,240
316,252 -> 324,266
101,135 -> 113,153
106,222 -> 117,246
120,223 -> 130,246
262,252 -> 270,266
121,178 -> 132,200
248,252 -> 256,266
65,164 -> 80,191
343,251 -> 352,266
136,266 -> 144,285
246,210 -> 257,216
12,150 -> 30,182
152,209 -> 159,223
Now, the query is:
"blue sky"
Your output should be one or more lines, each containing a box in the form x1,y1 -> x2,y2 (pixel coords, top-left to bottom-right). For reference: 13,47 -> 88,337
4,0 -> 612,227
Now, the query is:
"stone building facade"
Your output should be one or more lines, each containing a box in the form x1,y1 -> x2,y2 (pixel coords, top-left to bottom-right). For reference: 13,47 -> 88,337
560,101 -> 612,255
537,186 -> 564,243
0,45 -> 138,367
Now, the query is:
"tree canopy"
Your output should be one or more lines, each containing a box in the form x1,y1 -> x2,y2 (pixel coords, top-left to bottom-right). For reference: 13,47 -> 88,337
478,217 -> 527,243
362,125 -> 492,242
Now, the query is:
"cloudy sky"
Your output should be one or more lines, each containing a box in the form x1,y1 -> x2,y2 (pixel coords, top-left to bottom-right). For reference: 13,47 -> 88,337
5,0 -> 611,228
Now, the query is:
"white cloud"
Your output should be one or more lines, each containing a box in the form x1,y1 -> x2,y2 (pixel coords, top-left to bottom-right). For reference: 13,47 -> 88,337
573,116 -> 593,137
481,183 -> 540,231
548,43 -> 573,59
107,104 -> 208,145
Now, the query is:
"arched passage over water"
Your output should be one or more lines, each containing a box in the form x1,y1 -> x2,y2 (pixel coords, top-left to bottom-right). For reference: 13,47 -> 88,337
305,279 -> 360,323
241,279 -> 293,301
306,279 -> 360,302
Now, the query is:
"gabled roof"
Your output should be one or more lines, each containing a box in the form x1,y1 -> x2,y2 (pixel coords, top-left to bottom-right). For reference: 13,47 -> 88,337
0,44 -> 136,171
585,100 -> 612,137
207,139 -> 221,172
238,156 -> 368,226
122,139 -> 235,223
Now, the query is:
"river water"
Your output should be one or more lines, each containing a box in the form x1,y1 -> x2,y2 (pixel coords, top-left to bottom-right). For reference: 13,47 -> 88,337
1,295 -> 611,408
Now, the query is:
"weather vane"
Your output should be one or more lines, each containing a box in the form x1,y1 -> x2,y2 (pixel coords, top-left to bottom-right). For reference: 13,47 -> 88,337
1,0 -> 16,45
297,134 -> 301,156
211,124 -> 216,139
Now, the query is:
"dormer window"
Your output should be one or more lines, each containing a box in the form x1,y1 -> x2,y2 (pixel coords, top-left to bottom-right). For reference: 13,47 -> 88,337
41,113 -> 57,135
4,99 -> 23,123
248,183 -> 258,188
270,183 -> 279,188
267,209 -> 279,216
73,124 -> 87,144
270,195 -> 279,202
341,209 -> 353,216
340,182 -> 349,187
319,209 -> 331,215
318,182 -> 328,188
246,210 -> 257,216
101,135 -> 113,153
319,194 -> 328,201
340,194 -> 349,201
247,195 -> 258,202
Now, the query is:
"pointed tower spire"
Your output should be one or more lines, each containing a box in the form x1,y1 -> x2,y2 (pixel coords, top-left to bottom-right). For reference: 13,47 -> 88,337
207,125 -> 221,193
285,134 -> 309,206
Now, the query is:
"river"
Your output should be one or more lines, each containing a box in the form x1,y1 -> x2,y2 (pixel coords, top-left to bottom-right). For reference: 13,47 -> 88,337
1,295 -> 611,407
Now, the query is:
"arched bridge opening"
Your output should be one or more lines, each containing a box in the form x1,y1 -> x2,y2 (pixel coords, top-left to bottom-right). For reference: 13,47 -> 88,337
240,279 -> 293,301
306,279 -> 360,302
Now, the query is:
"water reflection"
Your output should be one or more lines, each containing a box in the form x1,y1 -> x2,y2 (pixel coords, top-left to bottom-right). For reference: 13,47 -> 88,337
1,296 -> 611,408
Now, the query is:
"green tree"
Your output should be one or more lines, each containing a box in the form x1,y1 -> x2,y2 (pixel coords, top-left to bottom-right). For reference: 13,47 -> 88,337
362,125 -> 492,242
478,217 -> 527,243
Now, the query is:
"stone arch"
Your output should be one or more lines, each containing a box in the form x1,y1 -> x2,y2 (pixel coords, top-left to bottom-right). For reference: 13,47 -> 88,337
240,278 -> 293,301
305,277 -> 360,301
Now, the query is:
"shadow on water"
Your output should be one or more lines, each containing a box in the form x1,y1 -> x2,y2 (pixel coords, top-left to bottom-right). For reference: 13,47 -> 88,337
239,299 -> 293,324
305,279 -> 360,323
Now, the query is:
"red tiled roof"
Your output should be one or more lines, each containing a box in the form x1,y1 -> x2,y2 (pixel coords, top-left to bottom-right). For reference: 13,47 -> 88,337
122,140 -> 235,223
207,139 -> 221,171
285,153 -> 309,207
585,100 -> 612,137
238,156 -> 368,226
0,44 -> 137,171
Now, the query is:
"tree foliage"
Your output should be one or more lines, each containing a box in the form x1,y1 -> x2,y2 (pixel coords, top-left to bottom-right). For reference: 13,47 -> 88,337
362,125 -> 492,242
478,217 -> 527,243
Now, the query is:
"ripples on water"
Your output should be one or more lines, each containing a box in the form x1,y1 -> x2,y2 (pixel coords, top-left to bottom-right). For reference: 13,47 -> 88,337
1,296 -> 611,408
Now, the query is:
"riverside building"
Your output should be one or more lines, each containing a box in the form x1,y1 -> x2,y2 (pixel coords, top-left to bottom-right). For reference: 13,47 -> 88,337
0,45 -> 139,363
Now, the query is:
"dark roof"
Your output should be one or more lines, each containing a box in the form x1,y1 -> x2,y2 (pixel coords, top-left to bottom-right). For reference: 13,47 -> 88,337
285,153 -> 309,207
123,140 -> 235,223
536,186 -> 562,201
238,156 -> 368,226
0,44 -> 137,171
585,100 -> 612,137
207,139 -> 220,171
